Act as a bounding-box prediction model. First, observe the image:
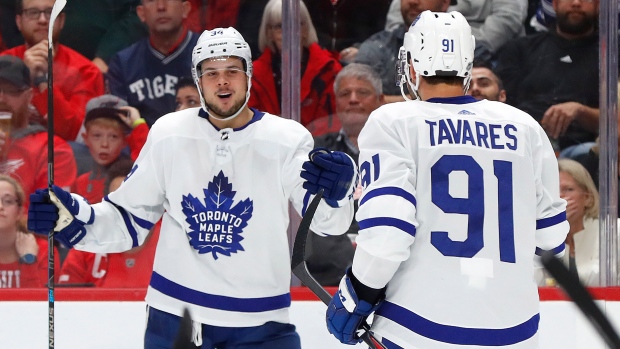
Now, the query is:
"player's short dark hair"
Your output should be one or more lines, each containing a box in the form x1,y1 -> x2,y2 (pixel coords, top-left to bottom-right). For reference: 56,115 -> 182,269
176,76 -> 196,91
104,157 -> 135,195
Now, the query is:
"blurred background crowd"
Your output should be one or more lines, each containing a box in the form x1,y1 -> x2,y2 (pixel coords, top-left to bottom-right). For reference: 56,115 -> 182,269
0,0 -> 615,289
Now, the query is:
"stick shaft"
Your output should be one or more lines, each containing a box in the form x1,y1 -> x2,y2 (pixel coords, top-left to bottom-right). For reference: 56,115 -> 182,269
47,42 -> 55,349
291,191 -> 387,349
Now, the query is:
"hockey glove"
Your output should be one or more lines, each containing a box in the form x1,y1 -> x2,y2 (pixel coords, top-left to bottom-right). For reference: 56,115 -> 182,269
301,147 -> 356,208
326,269 -> 384,345
28,185 -> 93,248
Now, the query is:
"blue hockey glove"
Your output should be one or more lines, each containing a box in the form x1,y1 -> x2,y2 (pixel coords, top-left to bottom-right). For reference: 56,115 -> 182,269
326,270 -> 384,345
301,147 -> 356,207
27,185 -> 93,248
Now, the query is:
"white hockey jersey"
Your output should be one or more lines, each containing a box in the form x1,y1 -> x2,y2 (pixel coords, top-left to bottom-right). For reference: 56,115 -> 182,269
354,96 -> 568,348
72,107 -> 354,327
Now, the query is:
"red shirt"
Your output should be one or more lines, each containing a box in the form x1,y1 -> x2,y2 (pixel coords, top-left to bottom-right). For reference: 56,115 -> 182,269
1,127 -> 77,210
249,43 -> 341,126
127,123 -> 149,161
0,236 -> 60,288
72,172 -> 105,205
1,44 -> 105,141
59,223 -> 160,288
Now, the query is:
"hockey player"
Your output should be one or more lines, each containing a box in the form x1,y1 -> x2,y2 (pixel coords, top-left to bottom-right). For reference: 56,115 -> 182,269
28,27 -> 356,348
326,11 -> 569,348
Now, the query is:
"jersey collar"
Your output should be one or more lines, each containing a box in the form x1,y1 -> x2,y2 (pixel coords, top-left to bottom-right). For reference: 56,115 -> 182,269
198,108 -> 265,132
426,95 -> 478,104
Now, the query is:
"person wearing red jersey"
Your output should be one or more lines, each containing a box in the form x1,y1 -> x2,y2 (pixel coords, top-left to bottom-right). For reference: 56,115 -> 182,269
0,55 -> 76,211
249,0 -> 341,126
0,174 -> 59,288
0,0 -> 105,142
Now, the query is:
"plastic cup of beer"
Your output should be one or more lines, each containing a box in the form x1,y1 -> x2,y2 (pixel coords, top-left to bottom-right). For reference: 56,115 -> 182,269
0,112 -> 11,159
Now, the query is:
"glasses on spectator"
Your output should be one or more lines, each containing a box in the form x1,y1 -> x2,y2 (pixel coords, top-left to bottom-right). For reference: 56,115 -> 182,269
0,88 -> 27,98
559,0 -> 595,3
200,68 -> 245,81
142,0 -> 185,5
0,196 -> 19,207
21,7 -> 53,20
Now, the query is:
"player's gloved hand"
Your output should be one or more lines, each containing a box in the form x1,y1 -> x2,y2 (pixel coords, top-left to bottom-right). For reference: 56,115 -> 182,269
28,185 -> 93,248
301,147 -> 356,207
326,269 -> 384,344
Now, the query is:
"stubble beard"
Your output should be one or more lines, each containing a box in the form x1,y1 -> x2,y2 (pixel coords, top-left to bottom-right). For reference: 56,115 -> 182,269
206,95 -> 247,118
556,12 -> 596,36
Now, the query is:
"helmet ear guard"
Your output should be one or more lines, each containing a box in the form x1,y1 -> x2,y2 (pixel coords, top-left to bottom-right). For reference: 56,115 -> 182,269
398,11 -> 475,100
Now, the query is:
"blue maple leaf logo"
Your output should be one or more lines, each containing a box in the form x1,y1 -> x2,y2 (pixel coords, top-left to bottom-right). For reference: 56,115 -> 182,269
181,171 -> 253,259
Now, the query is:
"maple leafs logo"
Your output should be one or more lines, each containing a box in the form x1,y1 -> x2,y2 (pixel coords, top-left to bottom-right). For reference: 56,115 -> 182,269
182,171 -> 253,259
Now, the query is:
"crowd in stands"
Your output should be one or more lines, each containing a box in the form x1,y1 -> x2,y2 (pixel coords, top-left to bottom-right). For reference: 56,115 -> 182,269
0,0 -> 615,288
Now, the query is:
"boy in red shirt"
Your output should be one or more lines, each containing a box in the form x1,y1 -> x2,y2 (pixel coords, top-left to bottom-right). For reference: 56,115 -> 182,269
71,95 -> 132,204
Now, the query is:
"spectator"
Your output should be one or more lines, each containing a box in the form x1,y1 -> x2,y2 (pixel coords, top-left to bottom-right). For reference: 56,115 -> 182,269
307,63 -> 384,286
385,0 -> 528,61
250,0 -> 342,127
59,0 -> 149,73
106,0 -> 198,127
0,0 -> 105,142
302,0 -> 392,64
72,95 -> 149,176
496,0 -> 602,152
0,174 -> 59,288
174,76 -> 200,111
355,0 -> 450,103
538,158 -> 602,286
59,158 -> 159,288
572,101 -> 620,217
468,61 -> 507,102
71,97 -> 133,205
0,55 -> 76,210
186,0 -> 269,60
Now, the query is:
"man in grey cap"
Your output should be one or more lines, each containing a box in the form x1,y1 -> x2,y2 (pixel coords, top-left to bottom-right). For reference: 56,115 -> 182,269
0,55 -> 76,210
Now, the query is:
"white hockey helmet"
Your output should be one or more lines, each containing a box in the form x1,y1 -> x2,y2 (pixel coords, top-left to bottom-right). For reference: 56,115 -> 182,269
397,11 -> 475,100
191,27 -> 253,120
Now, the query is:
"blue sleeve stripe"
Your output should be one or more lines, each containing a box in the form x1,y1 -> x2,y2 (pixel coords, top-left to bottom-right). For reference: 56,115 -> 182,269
358,217 -> 416,237
103,196 -> 140,248
535,243 -> 565,256
150,271 -> 291,312
86,207 -> 95,224
359,187 -> 417,207
536,211 -> 566,230
301,191 -> 311,216
376,301 -> 539,346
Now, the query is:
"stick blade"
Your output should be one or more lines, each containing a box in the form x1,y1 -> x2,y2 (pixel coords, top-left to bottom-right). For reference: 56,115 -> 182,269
48,0 -> 67,45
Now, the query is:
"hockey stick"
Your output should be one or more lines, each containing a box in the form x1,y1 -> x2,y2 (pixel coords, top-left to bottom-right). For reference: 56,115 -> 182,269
291,190 -> 387,349
46,1 -> 66,348
541,251 -> 620,348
